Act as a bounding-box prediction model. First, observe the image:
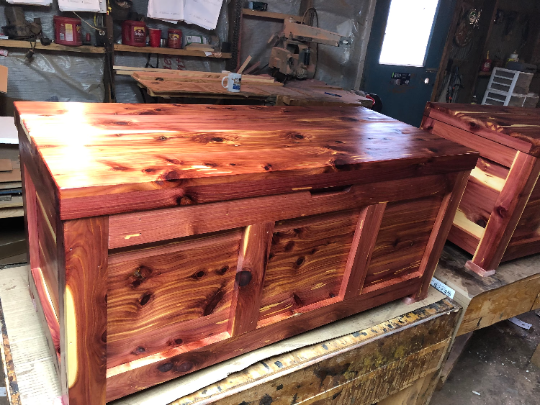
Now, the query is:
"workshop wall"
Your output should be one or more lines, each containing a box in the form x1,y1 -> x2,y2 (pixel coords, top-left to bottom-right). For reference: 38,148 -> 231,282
240,0 -> 375,90
0,0 -> 374,105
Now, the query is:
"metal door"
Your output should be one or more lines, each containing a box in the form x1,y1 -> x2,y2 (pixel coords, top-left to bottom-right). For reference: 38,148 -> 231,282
362,0 -> 456,127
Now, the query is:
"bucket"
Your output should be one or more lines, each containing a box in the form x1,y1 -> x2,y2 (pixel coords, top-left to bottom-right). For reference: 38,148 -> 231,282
122,20 -> 147,47
53,16 -> 82,46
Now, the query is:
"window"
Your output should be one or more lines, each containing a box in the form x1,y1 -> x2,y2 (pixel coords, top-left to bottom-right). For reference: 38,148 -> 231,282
379,0 -> 440,67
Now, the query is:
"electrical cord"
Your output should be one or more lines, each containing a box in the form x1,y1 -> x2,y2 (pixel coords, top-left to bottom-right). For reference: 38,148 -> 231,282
73,12 -> 105,35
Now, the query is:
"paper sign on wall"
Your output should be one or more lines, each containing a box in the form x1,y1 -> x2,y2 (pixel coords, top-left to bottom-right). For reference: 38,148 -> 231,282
148,0 -> 184,23
184,0 -> 223,30
6,0 -> 52,5
58,0 -> 101,12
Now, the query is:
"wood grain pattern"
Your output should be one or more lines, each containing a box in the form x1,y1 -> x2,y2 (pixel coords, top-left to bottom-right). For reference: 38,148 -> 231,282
108,175 -> 452,249
340,203 -> 386,299
105,277 -> 421,401
16,102 -> 479,403
259,211 -> 359,321
470,152 -> 540,274
228,222 -> 274,336
415,172 -> 470,299
424,103 -> 540,273
15,103 -> 477,219
422,115 -> 516,167
107,230 -> 241,367
365,196 -> 443,288
59,218 -> 108,405
425,102 -> 540,155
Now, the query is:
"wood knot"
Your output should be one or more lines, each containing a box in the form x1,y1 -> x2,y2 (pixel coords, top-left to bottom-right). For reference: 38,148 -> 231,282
139,292 -> 152,306
295,256 -> 305,268
496,206 -> 508,218
157,362 -> 173,373
216,266 -> 229,275
264,164 -> 273,171
191,270 -> 206,279
236,271 -> 252,287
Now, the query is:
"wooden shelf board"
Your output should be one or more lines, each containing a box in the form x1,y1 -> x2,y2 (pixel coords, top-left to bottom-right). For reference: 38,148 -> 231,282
242,8 -> 303,22
0,39 -> 105,54
114,44 -> 231,59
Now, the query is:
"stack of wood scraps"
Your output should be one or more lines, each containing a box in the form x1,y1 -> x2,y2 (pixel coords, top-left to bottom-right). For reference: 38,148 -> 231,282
0,117 -> 22,219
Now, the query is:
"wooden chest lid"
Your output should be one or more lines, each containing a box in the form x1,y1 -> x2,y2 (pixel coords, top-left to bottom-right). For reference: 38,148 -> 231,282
15,102 -> 477,218
425,102 -> 540,156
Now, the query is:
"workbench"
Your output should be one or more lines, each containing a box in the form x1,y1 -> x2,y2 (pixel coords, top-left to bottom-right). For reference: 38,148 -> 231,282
0,264 -> 459,405
122,68 -> 373,107
433,243 -> 540,386
15,102 -> 476,404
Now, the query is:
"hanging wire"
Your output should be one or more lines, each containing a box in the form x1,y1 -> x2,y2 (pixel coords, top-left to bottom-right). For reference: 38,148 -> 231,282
73,12 -> 105,35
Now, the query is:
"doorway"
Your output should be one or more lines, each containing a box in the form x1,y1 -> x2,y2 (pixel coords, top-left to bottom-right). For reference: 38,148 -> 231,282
362,0 -> 457,126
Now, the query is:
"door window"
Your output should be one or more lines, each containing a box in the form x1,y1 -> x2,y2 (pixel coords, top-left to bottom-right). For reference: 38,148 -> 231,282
379,0 -> 440,67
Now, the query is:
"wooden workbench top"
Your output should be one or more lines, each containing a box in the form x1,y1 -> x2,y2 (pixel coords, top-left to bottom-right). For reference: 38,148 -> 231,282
425,102 -> 540,156
15,102 -> 477,219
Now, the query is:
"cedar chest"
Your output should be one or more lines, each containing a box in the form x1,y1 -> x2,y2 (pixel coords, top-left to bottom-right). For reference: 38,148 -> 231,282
422,102 -> 540,276
15,102 -> 477,404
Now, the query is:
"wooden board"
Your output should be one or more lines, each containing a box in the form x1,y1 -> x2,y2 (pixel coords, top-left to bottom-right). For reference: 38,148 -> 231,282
423,103 -> 540,275
425,103 -> 540,156
15,102 -> 477,404
16,102 -> 477,219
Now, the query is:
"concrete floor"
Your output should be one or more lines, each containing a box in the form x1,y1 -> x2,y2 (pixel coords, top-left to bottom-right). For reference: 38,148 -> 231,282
431,310 -> 540,405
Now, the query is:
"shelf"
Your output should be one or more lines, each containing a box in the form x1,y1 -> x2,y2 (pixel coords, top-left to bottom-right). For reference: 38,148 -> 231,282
242,8 -> 303,22
0,39 -> 105,54
114,44 -> 231,59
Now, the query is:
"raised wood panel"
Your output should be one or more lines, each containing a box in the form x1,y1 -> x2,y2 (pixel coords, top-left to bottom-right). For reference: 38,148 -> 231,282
107,230 -> 242,367
364,196 -> 442,288
258,210 -> 359,321
105,278 -> 421,401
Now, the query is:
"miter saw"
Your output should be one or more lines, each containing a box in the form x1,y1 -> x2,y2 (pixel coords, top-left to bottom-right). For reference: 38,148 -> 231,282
269,19 -> 346,81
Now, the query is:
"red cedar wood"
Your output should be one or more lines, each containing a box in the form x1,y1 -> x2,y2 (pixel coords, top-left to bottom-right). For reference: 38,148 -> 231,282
59,218 -> 108,405
415,171 -> 470,299
468,152 -> 540,274
105,278 -> 420,401
228,222 -> 274,336
448,223 -> 480,254
421,115 -> 516,167
15,103 -> 479,403
425,105 -> 535,154
339,203 -> 387,299
108,175 -> 450,249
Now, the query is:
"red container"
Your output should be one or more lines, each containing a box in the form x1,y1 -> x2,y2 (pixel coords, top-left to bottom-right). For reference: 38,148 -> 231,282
122,20 -> 147,47
53,16 -> 82,46
168,29 -> 182,49
149,28 -> 161,48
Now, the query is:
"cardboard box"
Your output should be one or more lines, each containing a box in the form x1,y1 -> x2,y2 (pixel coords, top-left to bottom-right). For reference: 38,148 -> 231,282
0,65 -> 6,94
